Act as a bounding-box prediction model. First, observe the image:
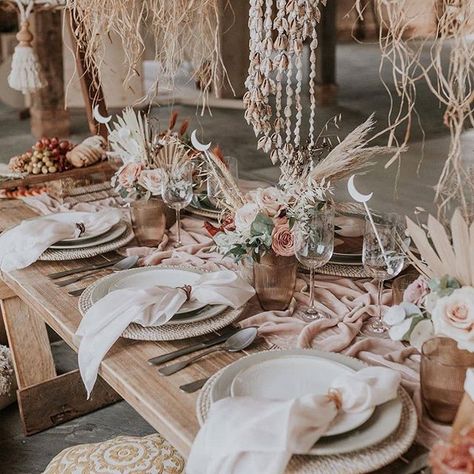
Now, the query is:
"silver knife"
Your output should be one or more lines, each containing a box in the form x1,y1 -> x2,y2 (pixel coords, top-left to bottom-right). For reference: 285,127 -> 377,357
148,329 -> 237,366
180,377 -> 209,393
48,258 -> 121,280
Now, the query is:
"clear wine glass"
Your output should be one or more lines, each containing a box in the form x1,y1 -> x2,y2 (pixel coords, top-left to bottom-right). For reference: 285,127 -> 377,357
362,213 -> 405,337
161,162 -> 194,247
294,203 -> 334,321
207,156 -> 239,208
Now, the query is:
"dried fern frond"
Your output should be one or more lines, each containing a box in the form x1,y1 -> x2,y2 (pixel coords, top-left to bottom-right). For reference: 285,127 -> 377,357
308,115 -> 401,183
405,209 -> 474,286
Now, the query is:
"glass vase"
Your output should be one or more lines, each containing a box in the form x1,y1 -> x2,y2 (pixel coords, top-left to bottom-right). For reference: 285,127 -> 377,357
130,198 -> 174,246
421,337 -> 474,424
253,252 -> 297,311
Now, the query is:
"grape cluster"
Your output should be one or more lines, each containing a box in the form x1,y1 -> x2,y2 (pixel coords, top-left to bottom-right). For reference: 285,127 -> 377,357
9,137 -> 75,175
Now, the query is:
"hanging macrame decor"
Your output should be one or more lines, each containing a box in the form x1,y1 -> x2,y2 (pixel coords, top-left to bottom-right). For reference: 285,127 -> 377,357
244,0 -> 326,182
8,0 -> 46,94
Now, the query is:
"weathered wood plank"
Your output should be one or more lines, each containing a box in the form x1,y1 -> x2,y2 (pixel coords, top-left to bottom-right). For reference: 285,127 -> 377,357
17,369 -> 121,436
1,295 -> 56,388
30,10 -> 70,138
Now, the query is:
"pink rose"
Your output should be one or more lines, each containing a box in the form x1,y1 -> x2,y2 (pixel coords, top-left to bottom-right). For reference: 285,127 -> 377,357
117,162 -> 142,189
254,187 -> 285,217
432,286 -> 474,352
271,223 -> 295,257
138,169 -> 163,195
234,203 -> 259,234
403,276 -> 429,306
429,426 -> 474,473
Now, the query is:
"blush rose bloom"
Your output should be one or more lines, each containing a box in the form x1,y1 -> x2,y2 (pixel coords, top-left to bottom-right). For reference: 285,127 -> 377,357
234,203 -> 259,234
403,276 -> 429,306
254,187 -> 285,217
432,286 -> 474,352
138,169 -> 163,196
117,162 -> 142,189
271,223 -> 295,257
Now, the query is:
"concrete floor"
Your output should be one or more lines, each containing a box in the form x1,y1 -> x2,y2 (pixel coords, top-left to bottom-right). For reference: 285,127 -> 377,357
0,41 -> 472,472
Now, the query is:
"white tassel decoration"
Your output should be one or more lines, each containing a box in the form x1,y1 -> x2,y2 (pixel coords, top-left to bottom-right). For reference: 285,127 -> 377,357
8,1 -> 46,95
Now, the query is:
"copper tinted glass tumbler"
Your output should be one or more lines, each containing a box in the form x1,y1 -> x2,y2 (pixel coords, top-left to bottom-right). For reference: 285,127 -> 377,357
421,337 -> 474,424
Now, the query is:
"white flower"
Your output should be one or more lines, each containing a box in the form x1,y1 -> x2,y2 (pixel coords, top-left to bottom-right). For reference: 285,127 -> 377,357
432,286 -> 474,352
384,302 -> 424,344
214,231 -> 242,254
138,169 -> 163,196
234,203 -> 259,234
388,318 -> 412,341
254,187 -> 285,216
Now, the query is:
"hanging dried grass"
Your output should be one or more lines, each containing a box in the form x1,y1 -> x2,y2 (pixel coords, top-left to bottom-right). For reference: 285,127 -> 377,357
66,0 -> 225,103
354,0 -> 474,220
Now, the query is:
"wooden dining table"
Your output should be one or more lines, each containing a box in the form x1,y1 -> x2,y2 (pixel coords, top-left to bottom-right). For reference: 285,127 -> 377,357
0,198 -> 425,473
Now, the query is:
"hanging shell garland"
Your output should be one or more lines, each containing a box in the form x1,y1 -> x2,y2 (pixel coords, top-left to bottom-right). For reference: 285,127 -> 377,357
245,0 -> 325,179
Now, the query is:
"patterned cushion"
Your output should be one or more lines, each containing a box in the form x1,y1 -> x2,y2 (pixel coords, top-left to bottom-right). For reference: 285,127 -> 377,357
43,434 -> 185,474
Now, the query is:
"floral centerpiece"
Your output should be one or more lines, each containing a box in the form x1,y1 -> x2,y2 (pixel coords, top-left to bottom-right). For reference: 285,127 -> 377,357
384,209 -> 474,352
108,109 -> 195,201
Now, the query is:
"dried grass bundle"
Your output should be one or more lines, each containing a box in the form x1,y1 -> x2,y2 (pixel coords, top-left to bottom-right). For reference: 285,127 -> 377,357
308,115 -> 400,183
66,0 -> 224,102
405,209 -> 474,286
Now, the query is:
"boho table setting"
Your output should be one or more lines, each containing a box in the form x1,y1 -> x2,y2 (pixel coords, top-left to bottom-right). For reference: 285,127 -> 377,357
1,108 -> 472,474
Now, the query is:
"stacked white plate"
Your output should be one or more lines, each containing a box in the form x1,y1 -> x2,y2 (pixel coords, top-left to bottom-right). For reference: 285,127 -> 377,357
85,266 -> 228,327
200,349 -> 406,456
42,212 -> 128,250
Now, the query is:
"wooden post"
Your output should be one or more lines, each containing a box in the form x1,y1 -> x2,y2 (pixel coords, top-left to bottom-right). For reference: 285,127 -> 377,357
67,10 -> 109,140
30,9 -> 70,138
315,0 -> 338,105
216,0 -> 250,99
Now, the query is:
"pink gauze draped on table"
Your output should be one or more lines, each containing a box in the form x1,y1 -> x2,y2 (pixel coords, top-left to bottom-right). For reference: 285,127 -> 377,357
23,192 -> 451,448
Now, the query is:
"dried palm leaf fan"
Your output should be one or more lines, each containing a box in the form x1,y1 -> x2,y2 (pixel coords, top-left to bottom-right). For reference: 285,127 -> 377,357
66,0 -> 225,103
354,0 -> 474,221
245,0 -> 326,182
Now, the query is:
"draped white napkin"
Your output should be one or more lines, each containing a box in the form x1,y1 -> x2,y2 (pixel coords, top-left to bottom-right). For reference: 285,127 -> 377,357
187,366 -> 401,474
0,210 -> 122,272
76,270 -> 255,397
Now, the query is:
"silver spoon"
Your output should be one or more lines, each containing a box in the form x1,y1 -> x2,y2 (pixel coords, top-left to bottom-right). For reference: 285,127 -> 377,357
56,255 -> 139,287
159,327 -> 258,376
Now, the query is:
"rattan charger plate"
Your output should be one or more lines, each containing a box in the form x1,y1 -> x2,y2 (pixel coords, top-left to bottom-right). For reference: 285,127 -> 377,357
39,222 -> 134,261
78,267 -> 245,341
196,352 -> 418,474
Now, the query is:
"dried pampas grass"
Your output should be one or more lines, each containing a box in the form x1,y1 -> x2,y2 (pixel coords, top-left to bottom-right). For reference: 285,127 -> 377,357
66,0 -> 225,102
308,114 -> 401,183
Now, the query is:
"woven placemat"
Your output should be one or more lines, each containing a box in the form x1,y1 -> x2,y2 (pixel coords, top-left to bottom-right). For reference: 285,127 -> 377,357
186,205 -> 220,220
197,360 -> 417,474
39,223 -> 134,261
317,262 -> 371,278
79,279 -> 244,341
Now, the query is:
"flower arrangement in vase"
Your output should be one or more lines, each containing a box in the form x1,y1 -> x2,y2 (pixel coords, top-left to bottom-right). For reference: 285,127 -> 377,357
383,209 -> 474,353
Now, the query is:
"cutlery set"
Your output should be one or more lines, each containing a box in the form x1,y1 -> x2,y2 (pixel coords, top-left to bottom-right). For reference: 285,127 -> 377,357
148,327 -> 259,393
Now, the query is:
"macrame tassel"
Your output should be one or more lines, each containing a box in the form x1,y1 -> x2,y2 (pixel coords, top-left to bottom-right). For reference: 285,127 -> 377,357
8,20 -> 45,94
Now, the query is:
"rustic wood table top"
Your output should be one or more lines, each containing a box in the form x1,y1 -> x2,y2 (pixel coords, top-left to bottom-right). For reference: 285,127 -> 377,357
0,198 -> 425,472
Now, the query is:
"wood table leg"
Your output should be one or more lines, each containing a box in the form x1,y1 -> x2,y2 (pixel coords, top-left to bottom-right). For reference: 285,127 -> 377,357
0,289 -> 120,435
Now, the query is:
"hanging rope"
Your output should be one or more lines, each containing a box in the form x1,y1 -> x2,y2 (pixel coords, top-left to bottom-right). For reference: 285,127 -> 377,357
8,0 -> 46,94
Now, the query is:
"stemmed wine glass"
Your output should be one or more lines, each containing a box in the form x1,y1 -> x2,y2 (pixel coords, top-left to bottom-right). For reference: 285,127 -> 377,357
161,162 -> 194,247
207,156 -> 239,208
294,203 -> 334,321
362,213 -> 405,336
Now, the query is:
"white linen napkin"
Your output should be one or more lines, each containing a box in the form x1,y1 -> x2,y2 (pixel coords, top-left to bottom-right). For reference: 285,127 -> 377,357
187,366 -> 401,474
76,270 -> 255,397
0,210 -> 122,272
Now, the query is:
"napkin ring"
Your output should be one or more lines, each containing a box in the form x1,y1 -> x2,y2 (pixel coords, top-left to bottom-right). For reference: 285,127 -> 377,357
327,388 -> 342,410
75,222 -> 86,237
178,285 -> 192,301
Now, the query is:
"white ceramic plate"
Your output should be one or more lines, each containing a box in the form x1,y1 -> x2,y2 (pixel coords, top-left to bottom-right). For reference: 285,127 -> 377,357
50,221 -> 128,249
210,349 -> 403,456
90,266 -> 228,324
230,356 -> 374,437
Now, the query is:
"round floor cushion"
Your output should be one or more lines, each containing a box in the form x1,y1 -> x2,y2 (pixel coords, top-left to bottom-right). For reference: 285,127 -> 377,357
43,434 -> 185,474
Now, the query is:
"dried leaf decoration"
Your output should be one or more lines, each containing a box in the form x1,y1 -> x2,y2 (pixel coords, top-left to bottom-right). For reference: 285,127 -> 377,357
405,209 -> 474,286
